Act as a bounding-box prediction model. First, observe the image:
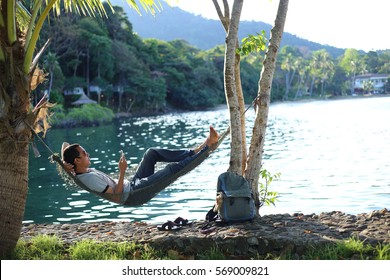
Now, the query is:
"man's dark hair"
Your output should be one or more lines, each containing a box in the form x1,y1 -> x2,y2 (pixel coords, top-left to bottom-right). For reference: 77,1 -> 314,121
63,144 -> 81,165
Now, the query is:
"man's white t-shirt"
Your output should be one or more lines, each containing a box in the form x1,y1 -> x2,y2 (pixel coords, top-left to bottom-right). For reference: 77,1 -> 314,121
77,168 -> 131,203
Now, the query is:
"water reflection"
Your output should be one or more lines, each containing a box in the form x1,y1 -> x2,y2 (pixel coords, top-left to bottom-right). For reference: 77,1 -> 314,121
26,98 -> 390,224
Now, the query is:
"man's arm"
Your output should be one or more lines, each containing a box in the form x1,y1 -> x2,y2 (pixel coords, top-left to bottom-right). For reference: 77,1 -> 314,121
105,153 -> 128,202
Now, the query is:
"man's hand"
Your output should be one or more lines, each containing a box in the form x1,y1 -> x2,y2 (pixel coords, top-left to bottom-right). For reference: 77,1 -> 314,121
62,161 -> 74,173
118,153 -> 128,174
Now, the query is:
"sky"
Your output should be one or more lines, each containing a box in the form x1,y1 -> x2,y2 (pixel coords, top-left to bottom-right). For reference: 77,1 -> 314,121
165,0 -> 389,52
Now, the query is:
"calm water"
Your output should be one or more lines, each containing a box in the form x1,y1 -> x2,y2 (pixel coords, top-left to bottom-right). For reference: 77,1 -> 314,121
25,97 -> 390,224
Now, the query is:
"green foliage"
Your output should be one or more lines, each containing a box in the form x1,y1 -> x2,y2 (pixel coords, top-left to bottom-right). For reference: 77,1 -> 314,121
376,242 -> 390,260
237,31 -> 268,56
49,90 -> 64,104
50,104 -> 114,127
144,39 -> 224,109
50,104 -> 67,124
64,77 -> 86,91
258,169 -> 280,208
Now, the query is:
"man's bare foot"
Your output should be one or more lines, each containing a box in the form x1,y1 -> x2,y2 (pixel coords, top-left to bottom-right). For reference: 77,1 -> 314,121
194,126 -> 219,153
206,126 -> 219,150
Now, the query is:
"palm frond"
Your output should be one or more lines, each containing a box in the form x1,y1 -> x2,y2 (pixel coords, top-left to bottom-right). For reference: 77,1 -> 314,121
24,0 -> 42,54
124,0 -> 162,15
7,0 -> 17,44
16,0 -> 32,31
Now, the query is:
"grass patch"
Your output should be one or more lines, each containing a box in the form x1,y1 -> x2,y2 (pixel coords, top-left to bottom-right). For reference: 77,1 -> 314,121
304,237 -> 390,260
8,235 -> 168,260
11,235 -> 65,260
69,240 -> 167,260
6,235 -> 390,260
197,246 -> 227,260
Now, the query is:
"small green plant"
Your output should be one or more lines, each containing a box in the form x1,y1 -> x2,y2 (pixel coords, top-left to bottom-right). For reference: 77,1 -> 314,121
375,242 -> 390,260
258,169 -> 280,208
237,31 -> 268,56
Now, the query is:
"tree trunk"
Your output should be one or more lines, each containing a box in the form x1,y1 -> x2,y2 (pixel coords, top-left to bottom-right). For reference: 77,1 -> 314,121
223,0 -> 244,174
245,0 -> 289,214
294,75 -> 304,100
0,52 -> 31,256
284,68 -> 296,100
0,143 -> 29,256
235,53 -> 247,174
213,0 -> 246,175
0,1 -> 33,256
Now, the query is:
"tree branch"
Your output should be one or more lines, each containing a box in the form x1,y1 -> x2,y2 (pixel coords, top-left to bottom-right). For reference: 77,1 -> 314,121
212,0 -> 229,30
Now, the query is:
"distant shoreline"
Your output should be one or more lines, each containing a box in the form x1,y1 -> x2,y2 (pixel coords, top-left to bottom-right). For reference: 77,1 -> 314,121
53,94 -> 390,128
270,93 -> 390,106
116,94 -> 390,118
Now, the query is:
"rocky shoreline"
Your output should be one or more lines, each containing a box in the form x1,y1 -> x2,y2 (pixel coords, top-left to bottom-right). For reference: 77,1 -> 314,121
20,209 -> 389,258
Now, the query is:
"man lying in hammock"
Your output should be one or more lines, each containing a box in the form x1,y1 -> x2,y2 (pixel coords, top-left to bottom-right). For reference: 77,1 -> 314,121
61,126 -> 219,204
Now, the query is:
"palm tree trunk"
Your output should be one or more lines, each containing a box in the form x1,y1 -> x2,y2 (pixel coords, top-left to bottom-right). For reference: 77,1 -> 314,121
0,65 -> 31,256
309,76 -> 315,96
0,137 -> 29,257
0,0 -> 32,254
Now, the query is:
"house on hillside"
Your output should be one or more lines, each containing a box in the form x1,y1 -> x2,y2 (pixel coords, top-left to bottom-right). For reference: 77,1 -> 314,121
63,87 -> 98,106
354,73 -> 389,94
64,87 -> 84,96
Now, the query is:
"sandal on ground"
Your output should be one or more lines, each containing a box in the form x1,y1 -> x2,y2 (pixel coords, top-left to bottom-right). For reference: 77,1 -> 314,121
200,226 -> 217,234
173,216 -> 193,226
199,222 -> 217,234
157,221 -> 183,231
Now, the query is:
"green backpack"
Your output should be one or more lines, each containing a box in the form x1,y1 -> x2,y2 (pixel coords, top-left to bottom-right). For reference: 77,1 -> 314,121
206,172 -> 256,222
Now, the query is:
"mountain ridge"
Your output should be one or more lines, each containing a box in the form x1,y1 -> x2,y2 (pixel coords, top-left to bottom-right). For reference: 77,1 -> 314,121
114,0 -> 345,57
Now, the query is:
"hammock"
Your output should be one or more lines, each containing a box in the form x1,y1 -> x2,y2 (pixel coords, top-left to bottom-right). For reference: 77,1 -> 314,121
49,127 -> 230,207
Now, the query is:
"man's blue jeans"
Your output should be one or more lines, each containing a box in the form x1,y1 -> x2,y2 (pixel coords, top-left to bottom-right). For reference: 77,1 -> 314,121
130,146 -> 208,191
